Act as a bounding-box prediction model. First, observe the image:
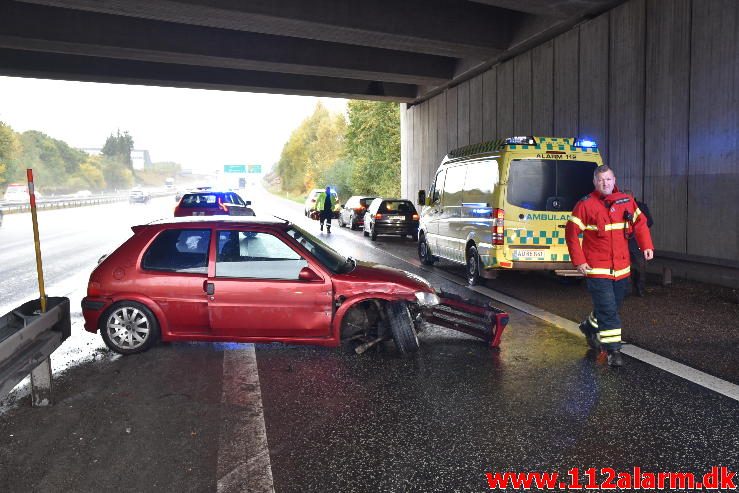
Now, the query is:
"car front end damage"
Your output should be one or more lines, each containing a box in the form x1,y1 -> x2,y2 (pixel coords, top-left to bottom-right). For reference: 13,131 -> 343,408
338,289 -> 509,355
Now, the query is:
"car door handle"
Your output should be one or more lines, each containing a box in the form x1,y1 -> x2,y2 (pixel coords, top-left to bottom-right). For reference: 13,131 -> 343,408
203,281 -> 215,295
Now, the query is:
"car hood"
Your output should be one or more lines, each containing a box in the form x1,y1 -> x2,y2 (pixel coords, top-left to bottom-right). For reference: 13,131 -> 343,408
332,259 -> 434,296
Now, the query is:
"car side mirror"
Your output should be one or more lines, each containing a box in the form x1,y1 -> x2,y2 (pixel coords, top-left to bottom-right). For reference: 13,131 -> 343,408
417,190 -> 426,206
298,267 -> 321,281
246,200 -> 252,206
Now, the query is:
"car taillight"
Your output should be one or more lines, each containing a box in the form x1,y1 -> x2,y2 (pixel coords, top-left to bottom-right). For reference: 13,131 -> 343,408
492,208 -> 504,245
412,213 -> 419,220
88,281 -> 102,297
375,213 -> 383,220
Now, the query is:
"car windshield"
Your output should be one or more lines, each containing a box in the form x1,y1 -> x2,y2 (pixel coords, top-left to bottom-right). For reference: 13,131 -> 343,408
507,159 -> 597,211
285,224 -> 354,274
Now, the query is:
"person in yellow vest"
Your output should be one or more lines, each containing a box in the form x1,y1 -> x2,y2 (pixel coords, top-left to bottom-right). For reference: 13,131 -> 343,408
315,186 -> 334,234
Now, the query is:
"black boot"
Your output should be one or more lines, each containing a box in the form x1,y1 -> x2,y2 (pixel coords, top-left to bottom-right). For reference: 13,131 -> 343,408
579,322 -> 600,350
607,350 -> 623,367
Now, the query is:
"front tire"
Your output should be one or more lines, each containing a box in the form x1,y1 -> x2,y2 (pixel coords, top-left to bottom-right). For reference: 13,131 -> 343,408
385,302 -> 419,355
466,245 -> 482,286
100,301 -> 160,354
418,235 -> 436,265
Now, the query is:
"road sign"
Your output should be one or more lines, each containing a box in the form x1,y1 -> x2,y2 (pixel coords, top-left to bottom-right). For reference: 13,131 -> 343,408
248,165 -> 262,173
224,164 -> 246,173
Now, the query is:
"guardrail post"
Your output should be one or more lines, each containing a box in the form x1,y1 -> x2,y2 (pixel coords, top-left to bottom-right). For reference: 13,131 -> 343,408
31,358 -> 52,406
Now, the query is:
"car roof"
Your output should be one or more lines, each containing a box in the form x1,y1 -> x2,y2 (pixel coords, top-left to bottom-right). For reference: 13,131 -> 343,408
145,216 -> 287,227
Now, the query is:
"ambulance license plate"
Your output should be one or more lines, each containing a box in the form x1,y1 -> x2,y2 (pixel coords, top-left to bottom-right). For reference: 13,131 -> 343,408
513,249 -> 545,260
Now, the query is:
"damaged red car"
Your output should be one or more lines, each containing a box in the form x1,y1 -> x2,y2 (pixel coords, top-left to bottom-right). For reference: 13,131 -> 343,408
82,217 -> 508,355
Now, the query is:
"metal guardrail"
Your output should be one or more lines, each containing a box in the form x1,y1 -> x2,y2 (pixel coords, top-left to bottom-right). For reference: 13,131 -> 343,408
0,190 -> 173,215
0,297 -> 71,406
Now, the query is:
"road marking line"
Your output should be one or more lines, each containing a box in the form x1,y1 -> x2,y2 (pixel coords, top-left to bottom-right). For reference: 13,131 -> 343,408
217,345 -> 275,493
347,236 -> 739,402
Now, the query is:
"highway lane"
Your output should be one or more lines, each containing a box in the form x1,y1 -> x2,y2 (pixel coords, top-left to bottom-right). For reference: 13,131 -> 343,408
0,188 -> 737,492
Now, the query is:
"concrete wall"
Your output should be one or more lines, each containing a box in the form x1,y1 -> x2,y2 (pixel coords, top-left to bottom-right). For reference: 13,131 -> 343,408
401,0 -> 738,267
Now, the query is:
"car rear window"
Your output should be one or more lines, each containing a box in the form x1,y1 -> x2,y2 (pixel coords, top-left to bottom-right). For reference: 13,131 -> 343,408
180,193 -> 245,208
142,229 -> 210,273
359,197 -> 376,208
379,200 -> 415,214
507,159 -> 597,211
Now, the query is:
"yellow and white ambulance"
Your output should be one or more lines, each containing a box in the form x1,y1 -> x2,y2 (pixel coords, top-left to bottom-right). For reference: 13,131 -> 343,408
417,136 -> 603,285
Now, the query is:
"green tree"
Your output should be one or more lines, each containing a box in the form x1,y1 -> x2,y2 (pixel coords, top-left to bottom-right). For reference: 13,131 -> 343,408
0,122 -> 21,188
102,130 -> 134,170
101,156 -> 134,190
344,101 -> 401,197
275,102 -> 346,195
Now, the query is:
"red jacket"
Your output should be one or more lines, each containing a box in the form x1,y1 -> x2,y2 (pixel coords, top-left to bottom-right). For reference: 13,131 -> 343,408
565,186 -> 654,280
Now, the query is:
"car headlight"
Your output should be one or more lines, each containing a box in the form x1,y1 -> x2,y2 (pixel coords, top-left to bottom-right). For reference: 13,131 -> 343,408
415,291 -> 440,306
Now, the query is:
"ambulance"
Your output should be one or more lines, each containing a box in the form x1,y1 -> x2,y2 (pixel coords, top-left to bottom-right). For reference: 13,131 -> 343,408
417,136 -> 603,285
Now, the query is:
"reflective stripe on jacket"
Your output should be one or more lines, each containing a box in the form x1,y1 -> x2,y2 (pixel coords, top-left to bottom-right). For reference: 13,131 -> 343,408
565,187 -> 654,280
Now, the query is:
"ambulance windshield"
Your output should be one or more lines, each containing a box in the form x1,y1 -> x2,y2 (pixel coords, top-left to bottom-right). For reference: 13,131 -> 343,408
507,159 -> 597,211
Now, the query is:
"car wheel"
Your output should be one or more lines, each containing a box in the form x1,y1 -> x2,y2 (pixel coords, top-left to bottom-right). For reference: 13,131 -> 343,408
418,235 -> 436,265
100,301 -> 160,354
411,232 -> 418,242
385,301 -> 419,355
466,245 -> 482,286
338,214 -> 344,227
363,223 -> 369,237
350,216 -> 358,231
370,224 -> 378,241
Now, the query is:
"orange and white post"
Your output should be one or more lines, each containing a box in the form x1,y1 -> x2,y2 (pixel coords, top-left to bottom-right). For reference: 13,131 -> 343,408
27,168 -> 47,313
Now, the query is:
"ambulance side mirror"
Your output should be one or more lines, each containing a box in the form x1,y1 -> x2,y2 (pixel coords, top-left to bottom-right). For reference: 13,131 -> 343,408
417,190 -> 426,206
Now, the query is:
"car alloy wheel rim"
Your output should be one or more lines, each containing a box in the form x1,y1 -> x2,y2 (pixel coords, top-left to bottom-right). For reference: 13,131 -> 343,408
420,241 -> 428,259
107,307 -> 150,349
468,255 -> 477,281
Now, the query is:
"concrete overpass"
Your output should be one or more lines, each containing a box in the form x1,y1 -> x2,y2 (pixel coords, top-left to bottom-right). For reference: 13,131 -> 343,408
0,0 -> 737,284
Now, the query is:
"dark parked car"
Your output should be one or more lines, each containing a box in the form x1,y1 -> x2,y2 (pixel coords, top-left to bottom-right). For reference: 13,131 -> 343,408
338,195 -> 376,230
174,190 -> 254,217
363,198 -> 420,242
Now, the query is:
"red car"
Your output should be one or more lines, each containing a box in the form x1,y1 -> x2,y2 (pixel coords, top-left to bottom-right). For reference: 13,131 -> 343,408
174,190 -> 254,217
82,217 -> 508,355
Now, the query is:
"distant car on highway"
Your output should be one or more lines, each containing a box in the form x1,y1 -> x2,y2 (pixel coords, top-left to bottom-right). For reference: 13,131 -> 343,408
338,195 -> 376,230
3,183 -> 32,203
80,216 -> 466,355
174,190 -> 254,217
128,188 -> 150,204
363,198 -> 420,242
73,190 -> 93,198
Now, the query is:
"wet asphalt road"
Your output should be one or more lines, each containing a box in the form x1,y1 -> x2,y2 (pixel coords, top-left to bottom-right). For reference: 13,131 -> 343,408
0,188 -> 737,492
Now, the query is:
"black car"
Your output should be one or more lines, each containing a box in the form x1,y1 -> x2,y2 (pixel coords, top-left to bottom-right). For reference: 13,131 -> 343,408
363,198 -> 419,242
338,195 -> 376,230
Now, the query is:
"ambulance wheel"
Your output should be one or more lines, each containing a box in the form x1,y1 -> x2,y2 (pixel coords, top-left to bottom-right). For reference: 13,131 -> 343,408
466,245 -> 482,286
418,235 -> 436,265
385,302 -> 419,355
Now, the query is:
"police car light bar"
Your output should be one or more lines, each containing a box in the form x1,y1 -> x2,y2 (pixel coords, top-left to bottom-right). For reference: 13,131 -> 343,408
573,138 -> 598,148
505,136 -> 537,145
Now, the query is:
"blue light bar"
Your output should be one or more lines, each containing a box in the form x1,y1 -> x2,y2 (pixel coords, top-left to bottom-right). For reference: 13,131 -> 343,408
505,136 -> 536,145
574,138 -> 598,148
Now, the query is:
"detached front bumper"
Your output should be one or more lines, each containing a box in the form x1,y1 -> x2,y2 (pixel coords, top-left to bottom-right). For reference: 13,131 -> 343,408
420,291 -> 509,348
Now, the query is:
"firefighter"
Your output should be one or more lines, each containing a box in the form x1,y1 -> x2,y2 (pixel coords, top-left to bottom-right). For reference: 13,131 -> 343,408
316,186 -> 333,233
565,165 -> 654,367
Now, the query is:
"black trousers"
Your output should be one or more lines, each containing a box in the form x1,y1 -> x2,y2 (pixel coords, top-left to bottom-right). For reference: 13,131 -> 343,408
319,211 -> 332,230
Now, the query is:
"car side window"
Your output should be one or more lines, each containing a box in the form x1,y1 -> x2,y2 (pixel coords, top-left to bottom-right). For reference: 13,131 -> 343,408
216,230 -> 307,280
142,229 -> 210,274
432,170 -> 446,204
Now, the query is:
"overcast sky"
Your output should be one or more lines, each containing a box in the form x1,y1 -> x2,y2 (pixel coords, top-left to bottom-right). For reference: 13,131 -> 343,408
0,76 -> 347,173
